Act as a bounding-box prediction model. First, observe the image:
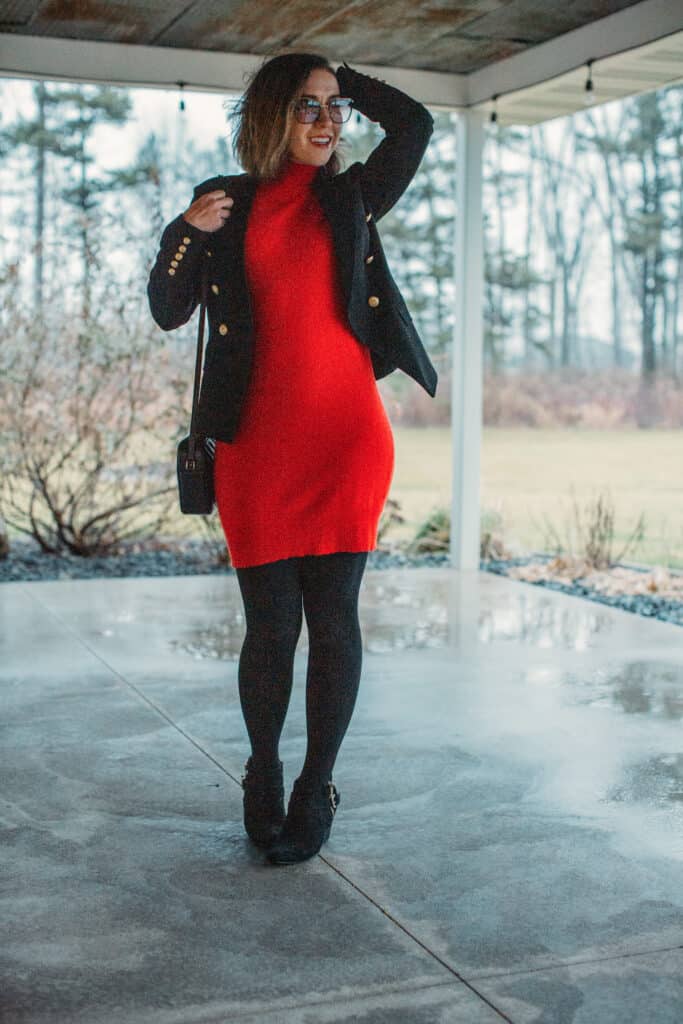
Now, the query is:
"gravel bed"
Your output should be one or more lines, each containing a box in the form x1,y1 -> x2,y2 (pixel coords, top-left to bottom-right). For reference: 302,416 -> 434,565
2,540 -> 681,628
0,539 -> 450,583
483,556 -> 683,628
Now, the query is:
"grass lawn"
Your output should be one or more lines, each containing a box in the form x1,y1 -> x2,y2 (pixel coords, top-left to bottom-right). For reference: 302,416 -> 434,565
390,426 -> 683,569
5,426 -> 681,571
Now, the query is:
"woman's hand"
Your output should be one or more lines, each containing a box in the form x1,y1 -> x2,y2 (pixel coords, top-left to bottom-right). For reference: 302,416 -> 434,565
183,190 -> 234,232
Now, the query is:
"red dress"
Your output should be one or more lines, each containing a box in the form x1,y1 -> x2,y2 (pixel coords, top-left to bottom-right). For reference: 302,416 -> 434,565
213,158 -> 394,569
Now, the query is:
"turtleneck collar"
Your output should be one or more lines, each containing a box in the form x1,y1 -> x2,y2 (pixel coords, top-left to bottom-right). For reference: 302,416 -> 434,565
267,158 -> 321,191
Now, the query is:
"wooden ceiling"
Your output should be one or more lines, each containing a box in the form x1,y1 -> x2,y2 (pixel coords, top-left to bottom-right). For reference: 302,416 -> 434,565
1,1 -> 682,124
0,0 -> 646,76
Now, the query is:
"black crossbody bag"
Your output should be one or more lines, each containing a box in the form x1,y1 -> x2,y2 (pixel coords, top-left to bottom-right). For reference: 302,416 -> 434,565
177,267 -> 216,514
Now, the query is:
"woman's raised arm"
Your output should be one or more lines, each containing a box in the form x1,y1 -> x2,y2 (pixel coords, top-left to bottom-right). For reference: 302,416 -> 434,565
334,62 -> 434,222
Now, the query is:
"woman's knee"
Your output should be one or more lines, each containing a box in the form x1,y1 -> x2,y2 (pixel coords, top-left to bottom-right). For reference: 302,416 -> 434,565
244,603 -> 303,651
304,597 -> 361,651
236,558 -> 304,652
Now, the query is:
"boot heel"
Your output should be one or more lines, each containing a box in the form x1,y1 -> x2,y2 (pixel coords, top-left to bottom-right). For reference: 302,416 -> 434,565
241,757 -> 285,847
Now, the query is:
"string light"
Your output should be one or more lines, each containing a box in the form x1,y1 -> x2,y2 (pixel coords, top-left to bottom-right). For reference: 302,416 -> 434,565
582,60 -> 596,106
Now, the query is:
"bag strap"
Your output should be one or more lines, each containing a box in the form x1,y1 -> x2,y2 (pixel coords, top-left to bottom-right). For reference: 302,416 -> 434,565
189,257 -> 209,439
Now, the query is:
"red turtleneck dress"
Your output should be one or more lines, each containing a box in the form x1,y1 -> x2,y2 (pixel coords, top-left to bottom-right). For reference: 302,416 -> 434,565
213,158 -> 395,569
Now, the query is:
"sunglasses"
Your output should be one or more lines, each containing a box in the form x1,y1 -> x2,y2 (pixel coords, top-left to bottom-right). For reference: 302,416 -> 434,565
292,97 -> 354,124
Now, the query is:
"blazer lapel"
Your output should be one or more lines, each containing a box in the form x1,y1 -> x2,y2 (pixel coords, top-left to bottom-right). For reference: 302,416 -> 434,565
208,175 -> 258,327
313,171 -> 358,305
210,174 -> 258,252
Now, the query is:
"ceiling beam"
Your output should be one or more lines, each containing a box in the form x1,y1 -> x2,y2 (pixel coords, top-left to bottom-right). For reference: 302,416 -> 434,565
467,0 -> 683,108
0,0 -> 681,119
0,34 -> 466,109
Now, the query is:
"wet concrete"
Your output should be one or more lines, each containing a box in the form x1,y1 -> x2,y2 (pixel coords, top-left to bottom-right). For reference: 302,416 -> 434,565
1,569 -> 682,1023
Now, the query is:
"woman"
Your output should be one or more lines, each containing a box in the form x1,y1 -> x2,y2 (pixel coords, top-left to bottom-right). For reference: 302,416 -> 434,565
148,52 -> 436,865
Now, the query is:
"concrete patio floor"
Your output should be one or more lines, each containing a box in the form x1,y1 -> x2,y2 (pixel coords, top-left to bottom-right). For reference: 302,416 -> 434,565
1,567 -> 682,1024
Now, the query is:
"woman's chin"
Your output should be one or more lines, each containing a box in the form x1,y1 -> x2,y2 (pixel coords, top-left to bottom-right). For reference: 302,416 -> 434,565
290,144 -> 334,165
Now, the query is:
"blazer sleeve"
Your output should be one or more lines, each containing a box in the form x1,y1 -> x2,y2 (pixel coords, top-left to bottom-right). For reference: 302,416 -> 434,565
334,62 -> 434,222
147,175 -> 224,332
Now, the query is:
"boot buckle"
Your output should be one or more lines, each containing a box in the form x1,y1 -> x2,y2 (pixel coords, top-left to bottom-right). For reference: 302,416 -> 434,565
327,782 -> 340,814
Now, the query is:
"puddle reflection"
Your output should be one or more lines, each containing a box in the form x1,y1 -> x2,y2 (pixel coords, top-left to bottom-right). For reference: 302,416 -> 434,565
568,661 -> 683,720
169,609 -> 245,661
168,579 -> 616,659
476,598 -> 613,650
605,752 -> 683,807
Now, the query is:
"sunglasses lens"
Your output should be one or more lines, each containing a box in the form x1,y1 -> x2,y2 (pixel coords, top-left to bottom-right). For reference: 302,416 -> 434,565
294,99 -> 352,123
330,101 -> 352,123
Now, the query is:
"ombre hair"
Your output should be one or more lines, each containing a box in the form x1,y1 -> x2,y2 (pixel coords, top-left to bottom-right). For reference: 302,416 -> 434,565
229,52 -> 347,180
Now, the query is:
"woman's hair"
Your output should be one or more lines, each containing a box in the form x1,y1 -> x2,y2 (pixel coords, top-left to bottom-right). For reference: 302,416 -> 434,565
229,52 -> 347,180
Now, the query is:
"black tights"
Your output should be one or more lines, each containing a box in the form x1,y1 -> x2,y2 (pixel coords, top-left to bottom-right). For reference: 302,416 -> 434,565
235,551 -> 368,778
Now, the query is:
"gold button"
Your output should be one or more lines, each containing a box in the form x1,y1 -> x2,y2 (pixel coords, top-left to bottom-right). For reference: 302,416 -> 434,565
170,260 -> 178,268
206,249 -> 213,257
368,295 -> 380,308
182,236 -> 191,245
365,211 -> 372,222
218,323 -> 229,336
365,254 -> 374,264
174,252 -> 183,260
178,244 -> 187,253
211,284 -> 219,295
168,268 -> 176,276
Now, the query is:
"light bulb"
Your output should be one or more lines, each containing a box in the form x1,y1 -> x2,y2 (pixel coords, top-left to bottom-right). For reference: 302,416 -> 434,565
582,62 -> 596,106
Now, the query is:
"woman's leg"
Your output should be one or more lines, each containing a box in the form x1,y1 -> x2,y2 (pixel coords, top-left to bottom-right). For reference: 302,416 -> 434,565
234,557 -> 303,768
299,551 -> 368,777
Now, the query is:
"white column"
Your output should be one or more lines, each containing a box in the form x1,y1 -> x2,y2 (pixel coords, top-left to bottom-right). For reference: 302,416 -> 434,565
450,108 -> 485,571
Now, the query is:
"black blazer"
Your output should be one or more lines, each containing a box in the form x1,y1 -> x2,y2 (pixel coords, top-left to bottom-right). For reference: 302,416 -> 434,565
147,63 -> 438,443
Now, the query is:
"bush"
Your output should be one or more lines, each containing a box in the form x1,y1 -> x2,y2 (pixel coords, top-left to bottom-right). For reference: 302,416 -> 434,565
540,488 -> 645,570
0,283 -> 189,556
0,512 -> 9,559
407,504 -> 511,559
196,511 -> 232,567
483,369 -> 683,429
378,365 -> 683,430
378,353 -> 451,427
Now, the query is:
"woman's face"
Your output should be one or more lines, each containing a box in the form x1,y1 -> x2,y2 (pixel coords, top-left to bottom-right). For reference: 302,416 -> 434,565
287,68 -> 343,166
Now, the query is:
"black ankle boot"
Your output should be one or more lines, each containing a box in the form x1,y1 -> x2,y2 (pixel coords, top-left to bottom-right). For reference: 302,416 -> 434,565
241,756 -> 285,847
266,768 -> 341,866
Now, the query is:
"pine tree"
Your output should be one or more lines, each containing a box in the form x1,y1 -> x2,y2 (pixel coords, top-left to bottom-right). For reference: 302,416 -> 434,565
44,84 -> 131,317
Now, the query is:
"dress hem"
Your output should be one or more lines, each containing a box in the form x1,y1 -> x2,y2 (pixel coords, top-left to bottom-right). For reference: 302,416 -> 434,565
229,542 -> 377,570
